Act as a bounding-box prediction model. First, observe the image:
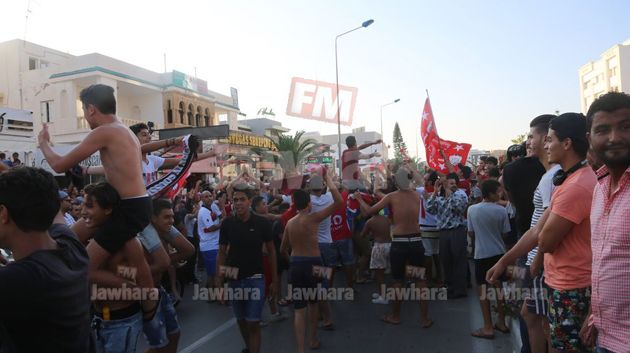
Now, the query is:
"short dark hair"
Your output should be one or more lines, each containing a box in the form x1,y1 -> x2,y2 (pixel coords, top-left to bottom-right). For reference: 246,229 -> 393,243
485,156 -> 498,166
586,91 -> 630,131
549,113 -> 589,159
129,123 -> 150,136
84,182 -> 120,210
481,179 -> 501,198
480,156 -> 488,162
0,167 -> 59,232
345,136 -> 357,148
293,189 -> 310,210
458,164 -> 472,179
488,167 -> 501,179
0,153 -> 5,159
529,114 -> 556,135
232,185 -> 253,199
427,171 -> 439,185
152,198 -> 173,216
80,84 -> 116,115
252,196 -> 264,209
445,172 -> 459,184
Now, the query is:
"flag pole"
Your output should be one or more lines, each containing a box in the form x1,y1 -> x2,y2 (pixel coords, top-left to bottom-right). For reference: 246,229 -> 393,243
425,89 -> 444,147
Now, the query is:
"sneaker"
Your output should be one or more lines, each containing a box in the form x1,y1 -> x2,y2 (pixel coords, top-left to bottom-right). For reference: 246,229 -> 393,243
259,321 -> 269,327
371,295 -> 389,304
269,312 -> 288,323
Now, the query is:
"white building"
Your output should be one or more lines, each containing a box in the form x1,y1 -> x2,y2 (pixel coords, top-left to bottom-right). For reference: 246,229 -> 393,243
0,39 -> 240,167
579,37 -> 630,113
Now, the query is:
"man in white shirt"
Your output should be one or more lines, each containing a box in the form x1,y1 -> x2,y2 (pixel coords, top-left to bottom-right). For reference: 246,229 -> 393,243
197,190 -> 223,295
309,175 -> 335,330
59,191 -> 76,226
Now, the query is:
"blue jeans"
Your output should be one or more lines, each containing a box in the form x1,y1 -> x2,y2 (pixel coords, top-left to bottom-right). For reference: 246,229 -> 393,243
229,276 -> 265,322
93,311 -> 142,353
142,287 -> 181,349
331,238 -> 354,266
596,346 -> 616,353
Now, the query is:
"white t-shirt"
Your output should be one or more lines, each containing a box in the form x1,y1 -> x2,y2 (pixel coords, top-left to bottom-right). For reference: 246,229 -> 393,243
416,187 -> 438,231
142,154 -> 165,185
526,164 -> 561,265
310,192 -> 333,243
197,202 -> 222,252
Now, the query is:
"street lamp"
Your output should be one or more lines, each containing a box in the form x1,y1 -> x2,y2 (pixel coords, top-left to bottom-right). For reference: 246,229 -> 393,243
335,19 -> 374,172
380,98 -> 400,159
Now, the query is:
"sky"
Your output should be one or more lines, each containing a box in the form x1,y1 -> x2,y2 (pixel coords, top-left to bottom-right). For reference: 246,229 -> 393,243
3,0 -> 630,159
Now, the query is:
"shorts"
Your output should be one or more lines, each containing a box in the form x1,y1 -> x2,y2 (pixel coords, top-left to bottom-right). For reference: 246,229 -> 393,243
229,276 -> 266,322
94,195 -> 152,254
369,242 -> 391,270
474,254 -> 503,286
389,235 -> 426,281
142,288 -> 181,349
420,231 -> 440,256
289,256 -> 322,309
524,270 -> 549,316
547,287 -> 592,353
93,309 -> 142,353
201,249 -> 218,276
330,238 -> 354,267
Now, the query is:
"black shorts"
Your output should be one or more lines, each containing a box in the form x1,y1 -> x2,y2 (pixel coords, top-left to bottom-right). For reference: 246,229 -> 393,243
474,255 -> 503,286
390,235 -> 425,281
93,196 -> 152,254
289,256 -> 322,309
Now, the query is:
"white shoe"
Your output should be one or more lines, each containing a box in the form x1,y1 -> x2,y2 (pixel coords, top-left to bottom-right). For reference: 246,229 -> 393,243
371,296 -> 389,304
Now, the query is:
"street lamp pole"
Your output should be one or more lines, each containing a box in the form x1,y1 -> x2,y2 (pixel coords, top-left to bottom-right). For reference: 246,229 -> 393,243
335,19 -> 374,173
380,98 -> 400,159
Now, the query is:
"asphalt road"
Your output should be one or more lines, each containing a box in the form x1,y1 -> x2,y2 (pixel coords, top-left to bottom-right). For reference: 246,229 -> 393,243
137,268 -> 517,353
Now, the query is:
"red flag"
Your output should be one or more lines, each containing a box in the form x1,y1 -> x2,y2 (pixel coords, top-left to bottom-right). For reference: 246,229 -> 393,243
420,97 -> 472,173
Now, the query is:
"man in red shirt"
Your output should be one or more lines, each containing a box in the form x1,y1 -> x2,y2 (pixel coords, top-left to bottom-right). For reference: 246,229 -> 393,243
341,136 -> 381,191
329,186 -> 355,289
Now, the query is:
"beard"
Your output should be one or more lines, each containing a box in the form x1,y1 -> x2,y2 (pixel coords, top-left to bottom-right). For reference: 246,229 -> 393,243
596,143 -> 630,168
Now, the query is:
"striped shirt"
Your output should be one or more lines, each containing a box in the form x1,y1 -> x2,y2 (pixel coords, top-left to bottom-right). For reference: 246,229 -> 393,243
589,165 -> 630,353
526,164 -> 560,266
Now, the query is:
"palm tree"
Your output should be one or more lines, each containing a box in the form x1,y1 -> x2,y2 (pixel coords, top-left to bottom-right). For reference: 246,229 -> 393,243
270,130 -> 317,174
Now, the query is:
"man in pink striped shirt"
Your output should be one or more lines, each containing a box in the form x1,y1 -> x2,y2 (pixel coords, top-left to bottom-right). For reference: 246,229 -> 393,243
580,91 -> 630,353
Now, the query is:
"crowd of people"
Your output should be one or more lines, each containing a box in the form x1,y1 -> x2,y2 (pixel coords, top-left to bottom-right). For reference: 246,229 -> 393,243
0,83 -> 628,353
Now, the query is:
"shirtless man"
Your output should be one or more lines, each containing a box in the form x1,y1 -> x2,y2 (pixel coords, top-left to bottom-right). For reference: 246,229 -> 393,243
360,207 -> 391,304
39,84 -> 156,316
280,172 -> 342,353
78,182 -> 153,353
355,167 -> 433,328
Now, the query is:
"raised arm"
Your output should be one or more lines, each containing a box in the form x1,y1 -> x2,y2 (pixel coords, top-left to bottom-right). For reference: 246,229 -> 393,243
357,139 -> 382,150
38,124 -> 105,173
140,136 -> 184,154
311,173 -> 343,223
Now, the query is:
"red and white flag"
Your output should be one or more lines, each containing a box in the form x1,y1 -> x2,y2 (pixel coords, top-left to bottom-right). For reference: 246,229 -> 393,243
420,97 -> 471,173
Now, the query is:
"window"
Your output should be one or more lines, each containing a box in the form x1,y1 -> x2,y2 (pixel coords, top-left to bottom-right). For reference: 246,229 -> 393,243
40,61 -> 50,68
29,57 -> 38,70
40,100 -> 53,123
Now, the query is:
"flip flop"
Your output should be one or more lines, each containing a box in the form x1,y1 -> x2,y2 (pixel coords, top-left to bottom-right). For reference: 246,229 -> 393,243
471,329 -> 495,340
421,319 -> 434,329
381,315 -> 401,325
494,324 -> 510,334
309,339 -> 321,350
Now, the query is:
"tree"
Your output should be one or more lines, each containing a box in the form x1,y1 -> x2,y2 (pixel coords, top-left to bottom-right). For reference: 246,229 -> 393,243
392,122 -> 408,160
511,133 -> 526,144
270,130 -> 317,174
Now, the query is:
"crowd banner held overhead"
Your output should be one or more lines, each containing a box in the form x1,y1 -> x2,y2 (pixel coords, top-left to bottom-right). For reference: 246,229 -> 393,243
420,96 -> 472,173
286,77 -> 358,126
147,134 -> 199,200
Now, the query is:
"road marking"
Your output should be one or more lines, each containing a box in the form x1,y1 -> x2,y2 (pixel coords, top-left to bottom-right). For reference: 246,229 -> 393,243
178,318 -> 237,353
